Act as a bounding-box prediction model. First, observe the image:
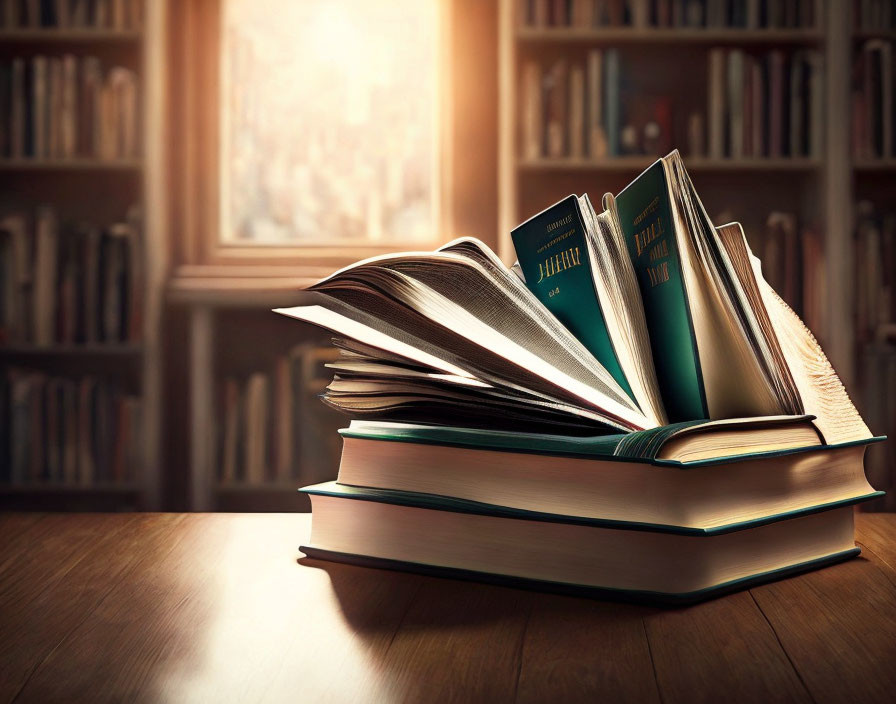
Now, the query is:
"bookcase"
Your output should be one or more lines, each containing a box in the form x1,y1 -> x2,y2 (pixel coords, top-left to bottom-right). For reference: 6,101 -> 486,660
0,0 -> 166,510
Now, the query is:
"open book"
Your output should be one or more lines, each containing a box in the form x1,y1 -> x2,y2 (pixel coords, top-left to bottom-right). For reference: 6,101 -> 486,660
276,151 -> 871,447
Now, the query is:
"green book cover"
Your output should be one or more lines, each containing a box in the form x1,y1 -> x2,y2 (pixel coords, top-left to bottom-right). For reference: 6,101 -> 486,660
339,420 -> 884,466
301,480 -> 883,536
614,159 -> 707,422
511,195 -> 634,401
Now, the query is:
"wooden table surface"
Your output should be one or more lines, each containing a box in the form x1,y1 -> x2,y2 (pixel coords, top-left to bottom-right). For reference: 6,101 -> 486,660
1,512 -> 895,704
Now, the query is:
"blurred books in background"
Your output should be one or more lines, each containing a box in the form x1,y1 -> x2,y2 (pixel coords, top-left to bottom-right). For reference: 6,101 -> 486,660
853,39 -> 896,161
0,0 -> 143,30
0,205 -> 143,347
217,345 -> 345,488
519,47 -> 822,160
0,55 -> 139,161
518,0 -> 819,29
0,368 -> 141,486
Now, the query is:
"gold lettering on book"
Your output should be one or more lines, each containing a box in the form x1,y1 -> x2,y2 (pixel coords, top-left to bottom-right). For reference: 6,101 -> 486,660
633,216 -> 665,256
536,245 -> 582,283
632,196 -> 660,227
647,261 -> 670,287
648,238 -> 668,262
546,213 -> 574,233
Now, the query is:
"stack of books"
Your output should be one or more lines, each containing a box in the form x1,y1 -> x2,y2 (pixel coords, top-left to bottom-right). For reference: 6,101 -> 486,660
277,150 -> 883,603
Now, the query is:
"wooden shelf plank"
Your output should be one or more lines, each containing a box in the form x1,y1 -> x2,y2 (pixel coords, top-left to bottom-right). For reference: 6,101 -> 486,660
0,29 -> 141,42
0,344 -> 143,359
0,483 -> 140,494
518,157 -> 822,172
853,159 -> 896,172
215,483 -> 301,493
0,158 -> 142,172
853,30 -> 896,41
515,27 -> 824,45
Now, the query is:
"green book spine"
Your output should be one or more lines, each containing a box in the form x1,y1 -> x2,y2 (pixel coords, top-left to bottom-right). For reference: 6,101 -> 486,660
614,159 -> 707,422
511,195 -> 634,400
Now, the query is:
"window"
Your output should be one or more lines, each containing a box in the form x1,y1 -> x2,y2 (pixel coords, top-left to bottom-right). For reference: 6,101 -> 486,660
219,0 -> 441,246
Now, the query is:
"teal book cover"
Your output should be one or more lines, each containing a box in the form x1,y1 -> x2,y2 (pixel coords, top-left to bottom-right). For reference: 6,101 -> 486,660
614,159 -> 707,422
511,195 -> 634,400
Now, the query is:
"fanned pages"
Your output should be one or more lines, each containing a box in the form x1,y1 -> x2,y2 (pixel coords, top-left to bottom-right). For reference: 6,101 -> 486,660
275,150 -> 873,451
715,222 -> 872,444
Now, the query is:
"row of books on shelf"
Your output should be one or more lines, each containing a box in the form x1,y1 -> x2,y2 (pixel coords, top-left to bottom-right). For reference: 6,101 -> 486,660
0,55 -> 138,161
519,48 -> 821,160
0,0 -> 142,30
855,201 -> 896,341
754,211 -> 825,341
0,205 -> 142,346
518,0 -> 819,30
853,40 -> 896,160
855,0 -> 896,31
216,345 -> 344,487
0,369 -> 141,487
708,48 -> 821,159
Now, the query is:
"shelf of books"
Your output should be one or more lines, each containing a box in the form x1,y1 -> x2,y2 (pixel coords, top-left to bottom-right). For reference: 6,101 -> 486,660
0,0 -> 165,509
500,0 -> 829,339
179,306 -> 344,512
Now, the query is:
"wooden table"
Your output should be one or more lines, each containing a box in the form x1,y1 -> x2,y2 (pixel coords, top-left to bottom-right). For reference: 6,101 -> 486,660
1,512 -> 895,703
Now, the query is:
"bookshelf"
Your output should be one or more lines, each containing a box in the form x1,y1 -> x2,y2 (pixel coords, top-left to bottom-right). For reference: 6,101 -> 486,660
0,2 -> 167,510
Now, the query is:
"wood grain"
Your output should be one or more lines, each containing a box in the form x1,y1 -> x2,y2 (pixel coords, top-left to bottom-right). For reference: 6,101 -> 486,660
856,513 -> 896,579
371,579 -> 532,704
0,513 -> 894,704
644,590 -> 811,703
0,514 -> 181,703
516,597 -> 661,704
750,553 -> 896,704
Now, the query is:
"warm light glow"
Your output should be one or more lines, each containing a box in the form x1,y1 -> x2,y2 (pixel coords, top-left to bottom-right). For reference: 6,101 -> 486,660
220,0 -> 439,244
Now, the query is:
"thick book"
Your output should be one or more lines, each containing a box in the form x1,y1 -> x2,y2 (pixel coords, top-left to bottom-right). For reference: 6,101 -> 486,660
331,419 -> 883,532
299,483 -> 865,604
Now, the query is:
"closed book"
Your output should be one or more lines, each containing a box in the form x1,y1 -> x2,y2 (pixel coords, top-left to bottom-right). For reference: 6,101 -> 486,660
332,419 -> 881,532
61,54 -> 78,159
220,377 -> 241,484
244,372 -> 270,485
727,49 -> 745,158
0,62 -> 10,157
707,48 -> 725,159
10,58 -> 25,158
568,65 -> 585,159
301,482 -> 865,604
586,49 -> 606,159
31,56 -> 48,159
47,57 -> 62,158
32,206 -> 57,346
545,59 -> 567,158
520,60 -> 542,160
768,51 -> 784,157
604,49 -> 619,157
